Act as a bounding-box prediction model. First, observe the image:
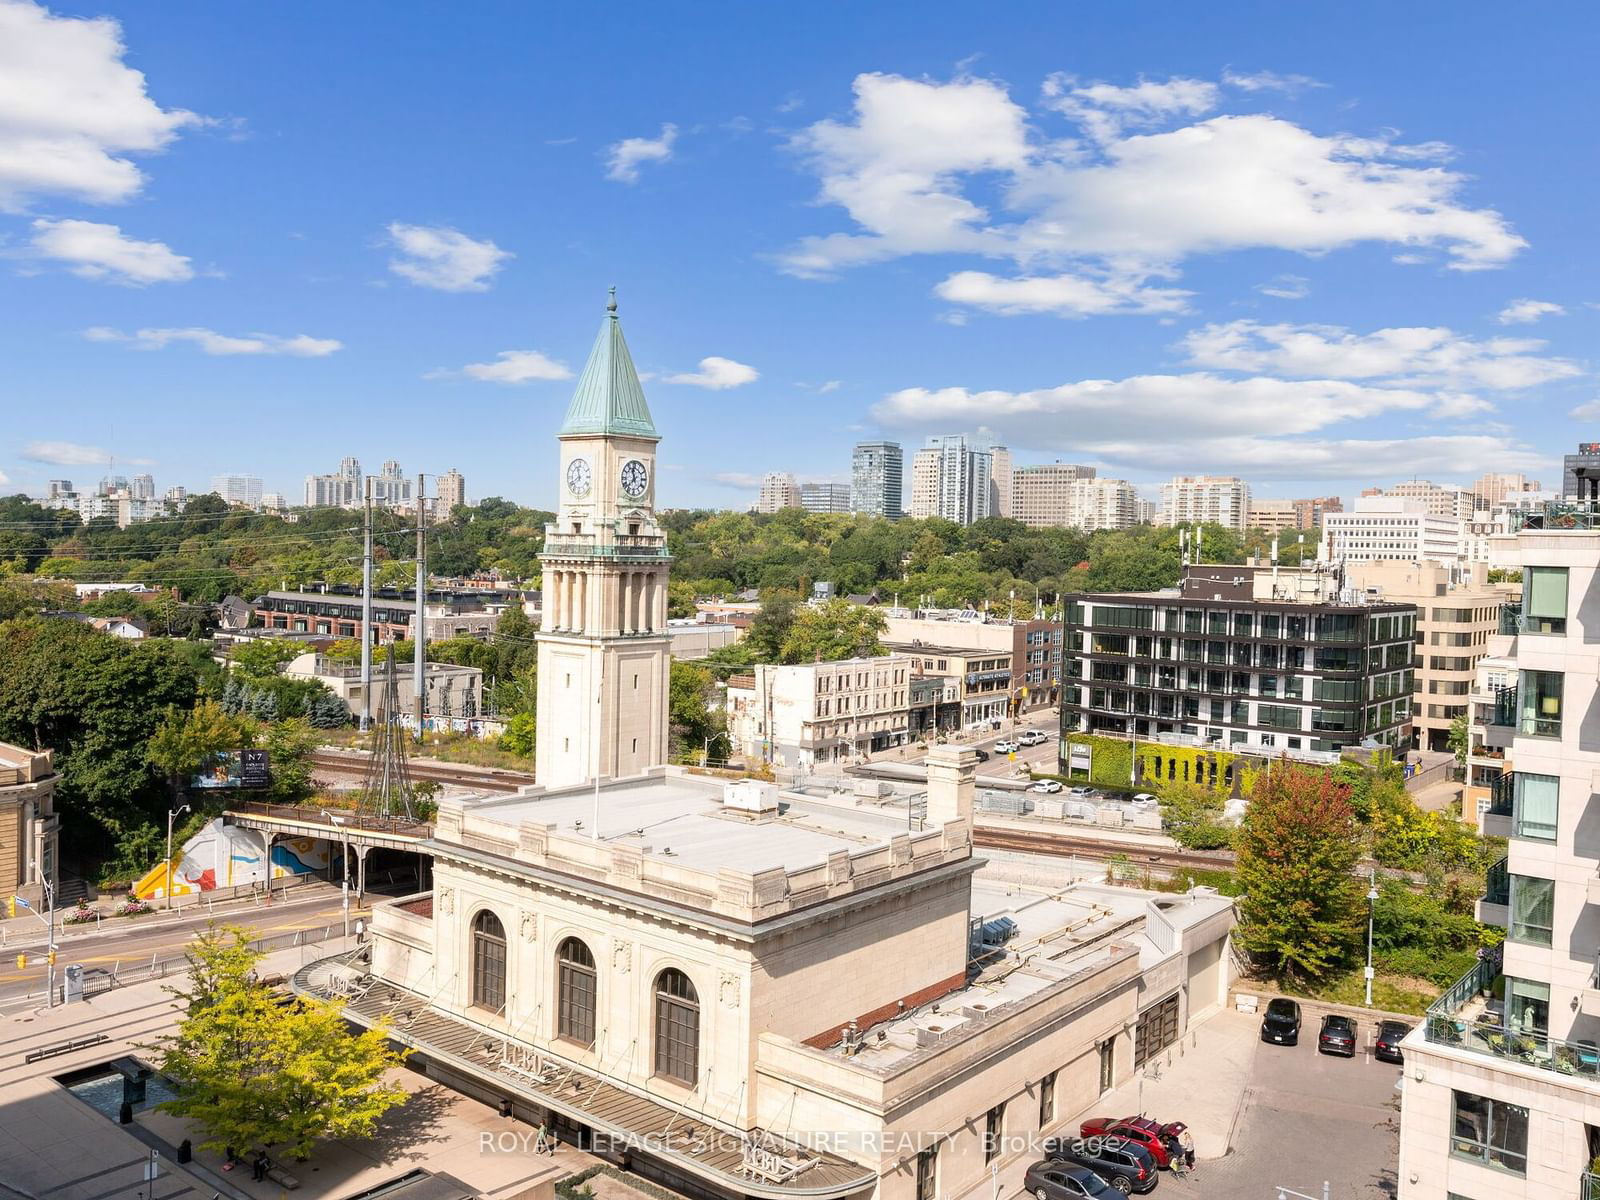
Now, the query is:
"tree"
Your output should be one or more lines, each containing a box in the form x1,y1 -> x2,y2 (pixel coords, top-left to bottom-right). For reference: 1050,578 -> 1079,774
262,718 -> 321,805
778,598 -> 887,663
745,589 -> 799,661
229,639 -> 306,678
669,661 -> 723,760
160,924 -> 408,1161
147,700 -> 259,782
498,711 -> 536,758
1448,713 -> 1469,768
1234,765 -> 1365,982
1158,781 -> 1233,850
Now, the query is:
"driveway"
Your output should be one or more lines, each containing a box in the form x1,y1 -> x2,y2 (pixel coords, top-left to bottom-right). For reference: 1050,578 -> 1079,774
1195,1021 -> 1401,1199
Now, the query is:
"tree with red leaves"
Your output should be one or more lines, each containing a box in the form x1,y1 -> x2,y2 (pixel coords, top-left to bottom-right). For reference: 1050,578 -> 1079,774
1235,764 -> 1365,982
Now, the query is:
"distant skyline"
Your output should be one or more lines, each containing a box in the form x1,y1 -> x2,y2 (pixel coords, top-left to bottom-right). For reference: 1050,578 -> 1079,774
3,1 -> 1597,509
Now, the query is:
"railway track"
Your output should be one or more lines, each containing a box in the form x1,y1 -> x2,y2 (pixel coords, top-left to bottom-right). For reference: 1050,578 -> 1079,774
308,751 -> 534,794
973,825 -> 1235,874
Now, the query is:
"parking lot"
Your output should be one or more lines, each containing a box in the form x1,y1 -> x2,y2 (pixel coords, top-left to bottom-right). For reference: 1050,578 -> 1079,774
1190,1017 -> 1401,1199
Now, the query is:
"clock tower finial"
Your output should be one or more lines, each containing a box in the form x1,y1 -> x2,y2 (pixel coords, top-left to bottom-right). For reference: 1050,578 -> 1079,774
607,285 -> 617,317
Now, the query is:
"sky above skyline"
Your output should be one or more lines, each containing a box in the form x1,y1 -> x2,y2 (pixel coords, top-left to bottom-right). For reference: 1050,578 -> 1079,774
2,1 -> 1597,511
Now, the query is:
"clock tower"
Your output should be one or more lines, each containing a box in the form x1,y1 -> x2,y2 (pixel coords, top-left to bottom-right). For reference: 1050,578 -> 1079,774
535,290 -> 672,790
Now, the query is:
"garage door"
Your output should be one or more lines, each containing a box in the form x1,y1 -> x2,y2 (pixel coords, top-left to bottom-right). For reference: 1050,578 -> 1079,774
1134,994 -> 1179,1067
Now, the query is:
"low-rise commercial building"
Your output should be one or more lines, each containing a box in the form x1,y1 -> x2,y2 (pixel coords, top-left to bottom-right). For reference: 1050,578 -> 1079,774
1061,564 -> 1416,758
1321,495 -> 1466,565
728,655 -> 912,766
0,744 -> 58,912
252,587 -> 505,643
883,611 -> 1062,717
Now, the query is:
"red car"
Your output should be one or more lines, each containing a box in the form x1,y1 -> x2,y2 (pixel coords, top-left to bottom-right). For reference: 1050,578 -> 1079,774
1078,1116 -> 1194,1170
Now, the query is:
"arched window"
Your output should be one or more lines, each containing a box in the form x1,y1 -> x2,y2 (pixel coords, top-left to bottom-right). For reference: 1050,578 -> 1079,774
471,910 -> 507,1013
653,969 -> 699,1086
556,938 -> 596,1046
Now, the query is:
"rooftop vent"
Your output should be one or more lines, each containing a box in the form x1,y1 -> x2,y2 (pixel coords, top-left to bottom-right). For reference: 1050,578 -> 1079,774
723,779 -> 780,814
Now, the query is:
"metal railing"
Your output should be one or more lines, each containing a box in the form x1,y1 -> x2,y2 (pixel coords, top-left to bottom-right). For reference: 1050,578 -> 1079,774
1487,772 -> 1514,817
1583,1170 -> 1600,1200
228,800 -> 432,838
1483,856 -> 1509,906
1488,685 -> 1518,728
1508,500 -> 1600,532
1425,958 -> 1600,1079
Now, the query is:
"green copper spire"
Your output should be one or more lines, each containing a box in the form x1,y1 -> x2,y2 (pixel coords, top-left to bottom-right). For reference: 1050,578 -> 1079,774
558,288 -> 658,440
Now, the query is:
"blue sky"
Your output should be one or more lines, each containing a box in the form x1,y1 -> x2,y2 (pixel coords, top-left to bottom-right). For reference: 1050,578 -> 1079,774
2,0 -> 1597,510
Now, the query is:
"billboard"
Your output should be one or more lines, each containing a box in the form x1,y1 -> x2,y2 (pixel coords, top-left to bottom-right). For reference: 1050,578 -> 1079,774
191,749 -> 270,790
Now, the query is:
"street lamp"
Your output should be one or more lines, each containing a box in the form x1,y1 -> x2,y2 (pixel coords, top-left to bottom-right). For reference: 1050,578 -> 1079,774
1364,869 -> 1379,1007
164,804 -> 191,912
321,808 -> 351,937
703,730 -> 731,768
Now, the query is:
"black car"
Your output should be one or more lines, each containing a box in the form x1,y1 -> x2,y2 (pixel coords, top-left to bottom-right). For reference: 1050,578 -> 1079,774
1318,1013 -> 1357,1057
1260,997 -> 1301,1046
1046,1136 -> 1159,1194
1023,1160 -> 1120,1200
1374,1019 -> 1411,1064
974,747 -> 990,762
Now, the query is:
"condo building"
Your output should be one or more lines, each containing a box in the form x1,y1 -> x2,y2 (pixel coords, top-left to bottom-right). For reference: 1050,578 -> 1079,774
850,441 -> 903,520
1157,475 -> 1251,533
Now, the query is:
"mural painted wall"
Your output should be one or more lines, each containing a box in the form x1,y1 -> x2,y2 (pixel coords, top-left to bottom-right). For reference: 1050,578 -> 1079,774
134,819 -> 332,900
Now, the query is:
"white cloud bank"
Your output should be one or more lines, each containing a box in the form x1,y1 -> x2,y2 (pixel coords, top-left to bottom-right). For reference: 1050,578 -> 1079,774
428,350 -> 573,384
30,218 -> 192,283
665,356 -> 759,389
22,439 -> 149,466
1496,298 -> 1564,325
604,124 -> 678,183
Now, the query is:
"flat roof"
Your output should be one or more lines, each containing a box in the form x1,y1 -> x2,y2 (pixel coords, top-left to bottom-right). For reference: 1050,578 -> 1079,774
466,774 -> 935,875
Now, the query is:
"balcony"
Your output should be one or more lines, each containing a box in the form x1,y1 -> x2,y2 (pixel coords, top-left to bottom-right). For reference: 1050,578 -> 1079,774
1424,958 -> 1600,1079
1482,772 -> 1513,839
1488,684 -> 1518,729
1476,856 -> 1509,927
1509,500 -> 1600,532
1584,1172 -> 1600,1200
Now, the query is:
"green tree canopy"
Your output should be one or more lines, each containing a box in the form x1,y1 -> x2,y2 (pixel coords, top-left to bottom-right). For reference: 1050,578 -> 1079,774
778,597 -> 887,664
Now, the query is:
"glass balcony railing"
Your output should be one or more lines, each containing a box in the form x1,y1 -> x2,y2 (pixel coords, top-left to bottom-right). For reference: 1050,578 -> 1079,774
1489,685 -> 1518,728
1487,772 -> 1514,817
1425,958 -> 1600,1078
1483,856 -> 1509,906
1498,604 -> 1522,635
1509,500 -> 1600,532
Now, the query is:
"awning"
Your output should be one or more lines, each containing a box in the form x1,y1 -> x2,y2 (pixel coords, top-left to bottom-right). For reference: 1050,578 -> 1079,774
292,957 -> 876,1200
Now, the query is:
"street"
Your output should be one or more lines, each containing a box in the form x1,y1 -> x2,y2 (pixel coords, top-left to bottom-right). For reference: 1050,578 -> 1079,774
0,886 -> 361,1006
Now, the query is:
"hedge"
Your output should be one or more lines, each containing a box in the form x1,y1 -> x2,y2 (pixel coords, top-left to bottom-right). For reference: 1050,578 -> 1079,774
556,1165 -> 683,1200
1060,733 -> 1264,798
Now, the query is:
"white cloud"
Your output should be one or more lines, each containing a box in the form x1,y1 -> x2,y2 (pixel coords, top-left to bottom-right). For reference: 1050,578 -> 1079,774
935,269 -> 1191,317
1256,273 -> 1310,300
384,222 -> 511,292
818,380 -> 841,394
779,72 -> 1524,286
1222,68 -> 1325,95
1179,319 -> 1580,390
22,439 -> 149,466
0,0 -> 201,210
0,467 -> 8,485
604,123 -> 678,183
29,217 -> 191,283
428,350 -> 573,384
712,471 -> 760,488
665,356 -> 759,389
1041,73 -> 1218,142
1569,399 -> 1600,421
83,326 -> 340,356
1496,298 -> 1565,325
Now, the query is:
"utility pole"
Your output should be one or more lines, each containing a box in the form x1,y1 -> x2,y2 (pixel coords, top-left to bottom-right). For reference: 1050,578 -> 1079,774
413,473 -> 427,742
360,476 -> 374,732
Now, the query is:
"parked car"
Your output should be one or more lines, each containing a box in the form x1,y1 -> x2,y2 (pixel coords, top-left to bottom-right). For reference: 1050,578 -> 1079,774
1045,1136 -> 1159,1194
993,739 -> 1020,754
1318,1013 -> 1357,1057
1067,786 -> 1096,799
1023,1161 -> 1120,1200
1131,792 -> 1159,805
1030,779 -> 1064,794
1018,729 -> 1049,746
1078,1117 -> 1194,1171
1374,1020 -> 1412,1064
1259,997 -> 1301,1045
973,747 -> 990,762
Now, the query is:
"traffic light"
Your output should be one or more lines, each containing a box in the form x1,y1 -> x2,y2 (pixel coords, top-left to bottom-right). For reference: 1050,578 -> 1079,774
46,950 -> 57,967
5,897 -> 14,918
14,954 -> 25,970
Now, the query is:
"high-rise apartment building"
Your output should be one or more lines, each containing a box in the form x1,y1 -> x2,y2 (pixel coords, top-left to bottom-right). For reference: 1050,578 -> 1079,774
130,473 -> 155,500
164,486 -> 187,508
1396,510 -> 1596,1200
1293,496 -> 1343,529
1473,472 -> 1542,508
1374,479 -> 1477,520
374,459 -> 413,508
909,435 -> 995,525
1011,467 -> 1138,532
800,482 -> 850,514
436,468 -> 466,515
1158,475 -> 1251,532
211,473 -> 263,509
1246,500 -> 1299,534
988,445 -> 1013,519
850,441 -> 903,520
755,472 -> 802,514
1561,441 -> 1600,501
305,456 -> 365,508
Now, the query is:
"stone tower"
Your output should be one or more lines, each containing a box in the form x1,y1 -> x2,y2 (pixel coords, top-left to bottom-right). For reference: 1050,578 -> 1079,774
535,291 -> 672,789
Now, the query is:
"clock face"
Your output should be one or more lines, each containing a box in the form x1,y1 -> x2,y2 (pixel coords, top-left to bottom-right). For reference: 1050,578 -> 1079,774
620,458 -> 648,499
565,458 -> 592,498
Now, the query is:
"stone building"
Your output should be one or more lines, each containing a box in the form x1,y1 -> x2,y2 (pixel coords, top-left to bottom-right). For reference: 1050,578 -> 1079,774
0,744 -> 58,911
